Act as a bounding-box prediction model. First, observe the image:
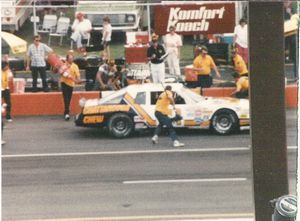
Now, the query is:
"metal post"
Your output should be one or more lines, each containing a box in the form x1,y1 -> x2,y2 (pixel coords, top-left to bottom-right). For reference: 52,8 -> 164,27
33,0 -> 37,35
147,3 -> 151,38
296,2 -> 299,80
249,2 -> 289,221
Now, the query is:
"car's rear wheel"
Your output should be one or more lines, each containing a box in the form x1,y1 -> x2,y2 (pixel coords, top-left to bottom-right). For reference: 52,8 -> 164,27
108,113 -> 133,138
211,110 -> 238,135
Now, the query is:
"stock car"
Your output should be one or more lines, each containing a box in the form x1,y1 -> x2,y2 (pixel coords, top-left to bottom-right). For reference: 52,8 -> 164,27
75,83 -> 250,138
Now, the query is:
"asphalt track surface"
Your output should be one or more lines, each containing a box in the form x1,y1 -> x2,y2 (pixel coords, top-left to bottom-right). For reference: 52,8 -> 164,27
1,109 -> 297,221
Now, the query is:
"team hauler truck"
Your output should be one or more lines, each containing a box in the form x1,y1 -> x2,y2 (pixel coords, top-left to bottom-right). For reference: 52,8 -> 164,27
76,1 -> 144,31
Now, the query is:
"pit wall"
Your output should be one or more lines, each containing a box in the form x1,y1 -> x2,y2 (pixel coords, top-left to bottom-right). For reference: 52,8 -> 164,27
10,85 -> 297,116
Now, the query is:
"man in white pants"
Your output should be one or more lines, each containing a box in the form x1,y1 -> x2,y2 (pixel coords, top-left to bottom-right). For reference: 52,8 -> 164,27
147,34 -> 166,83
164,26 -> 182,76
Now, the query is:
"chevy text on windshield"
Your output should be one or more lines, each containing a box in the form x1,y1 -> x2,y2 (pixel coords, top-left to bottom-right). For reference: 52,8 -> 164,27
167,6 -> 225,32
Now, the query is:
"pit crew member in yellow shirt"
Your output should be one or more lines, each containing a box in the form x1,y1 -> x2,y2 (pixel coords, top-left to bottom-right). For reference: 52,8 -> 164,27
60,54 -> 81,120
192,45 -> 221,88
231,72 -> 249,98
152,85 -> 184,147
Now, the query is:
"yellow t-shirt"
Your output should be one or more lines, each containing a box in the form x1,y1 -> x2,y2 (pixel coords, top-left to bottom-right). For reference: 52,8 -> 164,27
60,63 -> 80,87
155,90 -> 173,115
193,54 -> 216,76
2,69 -> 10,90
233,54 -> 248,76
236,76 -> 249,92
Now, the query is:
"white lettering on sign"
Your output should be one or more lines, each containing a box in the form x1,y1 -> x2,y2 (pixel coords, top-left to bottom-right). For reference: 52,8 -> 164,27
167,6 -> 225,32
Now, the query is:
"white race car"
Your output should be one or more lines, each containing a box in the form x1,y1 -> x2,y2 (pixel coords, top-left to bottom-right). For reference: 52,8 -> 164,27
75,83 -> 250,138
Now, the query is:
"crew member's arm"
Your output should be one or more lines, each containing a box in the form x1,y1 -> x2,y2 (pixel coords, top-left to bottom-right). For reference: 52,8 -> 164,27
43,44 -> 53,54
26,48 -> 31,71
147,47 -> 155,61
86,20 -> 92,33
213,66 -> 221,78
230,80 -> 241,97
177,35 -> 183,59
210,57 -> 221,78
96,71 -> 106,89
73,64 -> 81,84
233,25 -> 238,46
160,45 -> 166,59
167,91 -> 176,110
71,19 -> 78,32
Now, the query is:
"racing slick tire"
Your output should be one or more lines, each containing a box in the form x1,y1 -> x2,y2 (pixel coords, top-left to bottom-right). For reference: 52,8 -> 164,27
211,109 -> 239,135
108,113 -> 134,138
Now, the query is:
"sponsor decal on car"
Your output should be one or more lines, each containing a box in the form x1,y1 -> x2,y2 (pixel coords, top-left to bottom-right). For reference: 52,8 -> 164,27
83,115 -> 104,124
83,105 -> 130,115
124,93 -> 157,126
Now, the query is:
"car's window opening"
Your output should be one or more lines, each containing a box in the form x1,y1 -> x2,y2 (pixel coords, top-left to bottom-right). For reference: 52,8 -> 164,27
151,91 -> 163,105
173,93 -> 186,104
135,92 -> 146,105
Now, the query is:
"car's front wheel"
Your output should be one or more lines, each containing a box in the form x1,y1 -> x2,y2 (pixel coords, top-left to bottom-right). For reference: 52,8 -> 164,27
108,113 -> 133,138
211,110 -> 238,135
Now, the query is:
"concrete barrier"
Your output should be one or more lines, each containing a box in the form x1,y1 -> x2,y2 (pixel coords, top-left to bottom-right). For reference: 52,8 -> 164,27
10,84 -> 297,116
11,91 -> 99,116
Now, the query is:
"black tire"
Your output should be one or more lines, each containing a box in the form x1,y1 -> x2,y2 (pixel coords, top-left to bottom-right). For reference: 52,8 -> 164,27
108,113 -> 133,138
211,109 -> 238,135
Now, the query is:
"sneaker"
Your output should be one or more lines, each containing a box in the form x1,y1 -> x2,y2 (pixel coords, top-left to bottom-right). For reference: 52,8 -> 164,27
7,118 -> 12,122
173,140 -> 184,147
64,114 -> 70,121
152,135 -> 158,144
2,140 -> 6,145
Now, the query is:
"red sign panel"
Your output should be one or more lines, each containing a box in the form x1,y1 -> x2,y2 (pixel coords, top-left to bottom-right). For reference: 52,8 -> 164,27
154,3 -> 235,35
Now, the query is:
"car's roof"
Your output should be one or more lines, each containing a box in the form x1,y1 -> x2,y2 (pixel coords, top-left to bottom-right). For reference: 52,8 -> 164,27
126,83 -> 184,93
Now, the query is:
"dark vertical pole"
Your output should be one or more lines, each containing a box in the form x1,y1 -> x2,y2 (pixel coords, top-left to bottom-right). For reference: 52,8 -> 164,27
248,2 -> 289,221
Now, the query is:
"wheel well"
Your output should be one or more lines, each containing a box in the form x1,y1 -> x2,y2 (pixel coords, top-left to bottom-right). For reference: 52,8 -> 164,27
210,108 -> 238,126
106,112 -> 134,126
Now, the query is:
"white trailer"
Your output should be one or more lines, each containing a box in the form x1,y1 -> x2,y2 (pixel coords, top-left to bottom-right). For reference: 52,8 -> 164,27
76,1 -> 143,31
1,0 -> 33,32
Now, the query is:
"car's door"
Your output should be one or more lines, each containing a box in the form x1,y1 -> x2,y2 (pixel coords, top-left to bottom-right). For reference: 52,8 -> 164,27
172,89 -> 194,127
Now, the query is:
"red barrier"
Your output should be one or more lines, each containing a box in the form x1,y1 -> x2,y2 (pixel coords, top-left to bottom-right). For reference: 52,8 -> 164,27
9,85 -> 297,116
285,84 -> 298,108
11,91 -> 99,116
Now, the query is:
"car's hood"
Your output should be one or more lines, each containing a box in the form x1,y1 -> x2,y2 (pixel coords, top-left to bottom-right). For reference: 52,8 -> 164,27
84,99 -> 99,107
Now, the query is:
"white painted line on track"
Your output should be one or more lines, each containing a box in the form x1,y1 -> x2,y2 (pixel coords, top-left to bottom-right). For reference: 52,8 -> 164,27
2,147 -> 250,158
123,177 -> 247,185
2,146 -> 296,159
17,213 -> 254,221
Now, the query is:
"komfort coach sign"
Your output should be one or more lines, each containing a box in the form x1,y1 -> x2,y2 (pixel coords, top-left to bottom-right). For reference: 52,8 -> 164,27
154,3 -> 235,35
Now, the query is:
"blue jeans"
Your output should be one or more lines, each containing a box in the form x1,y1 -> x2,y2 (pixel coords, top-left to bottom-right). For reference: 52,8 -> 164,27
154,111 -> 177,141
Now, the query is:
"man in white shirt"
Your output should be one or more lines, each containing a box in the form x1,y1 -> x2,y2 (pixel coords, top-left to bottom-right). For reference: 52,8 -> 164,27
102,16 -> 112,59
163,26 -> 182,76
71,12 -> 92,54
234,18 -> 248,65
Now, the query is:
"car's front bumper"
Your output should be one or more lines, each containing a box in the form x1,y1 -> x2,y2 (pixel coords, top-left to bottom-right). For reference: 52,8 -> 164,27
75,113 -> 84,126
